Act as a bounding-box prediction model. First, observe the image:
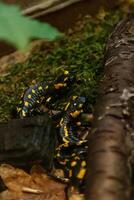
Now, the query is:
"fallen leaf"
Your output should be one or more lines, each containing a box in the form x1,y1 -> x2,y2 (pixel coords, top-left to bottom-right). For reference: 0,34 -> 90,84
67,186 -> 84,200
0,164 -> 66,200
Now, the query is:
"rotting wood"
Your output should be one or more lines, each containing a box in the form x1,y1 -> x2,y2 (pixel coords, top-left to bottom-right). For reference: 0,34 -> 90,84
85,14 -> 134,200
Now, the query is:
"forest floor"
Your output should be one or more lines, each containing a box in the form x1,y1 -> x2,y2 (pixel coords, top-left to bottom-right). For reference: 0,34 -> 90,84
0,2 -> 133,200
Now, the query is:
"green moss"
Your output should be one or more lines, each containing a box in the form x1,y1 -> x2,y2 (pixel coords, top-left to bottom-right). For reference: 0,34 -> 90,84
0,10 -> 123,122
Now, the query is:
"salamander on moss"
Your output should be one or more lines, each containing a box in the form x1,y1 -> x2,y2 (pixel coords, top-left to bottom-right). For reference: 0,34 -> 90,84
17,70 -> 89,191
17,70 -> 74,118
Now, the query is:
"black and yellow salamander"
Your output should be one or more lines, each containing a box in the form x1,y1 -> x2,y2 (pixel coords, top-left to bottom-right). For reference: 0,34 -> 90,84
17,70 -> 89,191
17,70 -> 74,118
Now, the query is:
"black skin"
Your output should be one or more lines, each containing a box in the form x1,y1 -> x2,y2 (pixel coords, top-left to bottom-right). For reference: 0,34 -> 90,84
17,70 -> 88,189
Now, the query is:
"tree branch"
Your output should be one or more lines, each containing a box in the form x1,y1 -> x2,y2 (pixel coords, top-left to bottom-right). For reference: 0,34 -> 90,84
85,14 -> 134,200
23,0 -> 82,18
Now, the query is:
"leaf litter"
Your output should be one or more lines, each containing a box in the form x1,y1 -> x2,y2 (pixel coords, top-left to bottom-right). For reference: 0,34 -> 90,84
0,164 -> 67,200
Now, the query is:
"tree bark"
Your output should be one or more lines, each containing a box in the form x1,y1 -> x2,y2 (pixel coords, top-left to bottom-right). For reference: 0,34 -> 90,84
85,14 -> 134,200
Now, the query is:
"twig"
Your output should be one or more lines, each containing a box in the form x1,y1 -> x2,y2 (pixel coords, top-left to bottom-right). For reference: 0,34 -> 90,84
22,186 -> 44,194
23,0 -> 83,18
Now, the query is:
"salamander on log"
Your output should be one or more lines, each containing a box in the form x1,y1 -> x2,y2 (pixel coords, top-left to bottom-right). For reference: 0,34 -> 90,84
85,14 -> 134,200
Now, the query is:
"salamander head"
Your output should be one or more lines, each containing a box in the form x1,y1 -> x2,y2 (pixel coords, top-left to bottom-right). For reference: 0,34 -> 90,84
73,96 -> 86,109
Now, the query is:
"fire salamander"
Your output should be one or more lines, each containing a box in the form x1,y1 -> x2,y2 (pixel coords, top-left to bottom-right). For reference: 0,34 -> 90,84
54,96 -> 88,189
17,70 -> 74,118
55,143 -> 88,188
58,96 -> 87,146
17,70 -> 89,191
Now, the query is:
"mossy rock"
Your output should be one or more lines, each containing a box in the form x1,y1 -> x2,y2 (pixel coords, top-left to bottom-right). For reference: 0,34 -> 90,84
0,10 -> 123,122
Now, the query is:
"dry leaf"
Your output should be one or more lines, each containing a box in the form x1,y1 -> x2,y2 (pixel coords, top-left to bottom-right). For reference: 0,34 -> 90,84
67,186 -> 84,200
0,164 -> 66,200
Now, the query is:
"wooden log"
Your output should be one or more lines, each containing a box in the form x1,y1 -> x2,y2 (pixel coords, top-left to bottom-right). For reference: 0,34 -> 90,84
0,114 -> 56,170
85,14 -> 134,200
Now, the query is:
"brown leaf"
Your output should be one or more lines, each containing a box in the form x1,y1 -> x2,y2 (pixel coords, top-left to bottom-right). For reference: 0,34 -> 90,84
67,186 -> 84,200
0,164 -> 66,200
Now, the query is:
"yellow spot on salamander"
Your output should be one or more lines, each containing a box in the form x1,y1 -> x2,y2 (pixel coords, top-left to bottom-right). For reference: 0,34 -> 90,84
64,70 -> 69,75
72,96 -> 77,100
28,94 -> 32,99
71,161 -> 77,167
69,170 -> 72,177
17,107 -> 21,112
77,140 -> 85,145
32,89 -> 36,94
76,121 -> 81,126
56,143 -> 64,151
64,77 -> 68,82
56,142 -> 69,151
74,156 -> 80,160
63,137 -> 69,144
70,110 -> 81,118
59,118 -> 64,126
24,101 -> 29,107
22,110 -> 26,117
78,103 -> 83,108
64,102 -> 70,111
54,83 -> 65,89
71,153 -> 76,157
64,125 -> 68,137
46,85 -> 48,89
81,161 -> 86,167
57,153 -> 61,157
38,86 -> 43,90
46,97 -> 51,102
77,168 -> 86,179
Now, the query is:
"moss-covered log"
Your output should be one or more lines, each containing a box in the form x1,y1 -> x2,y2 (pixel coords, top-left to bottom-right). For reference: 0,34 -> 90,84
85,14 -> 134,200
